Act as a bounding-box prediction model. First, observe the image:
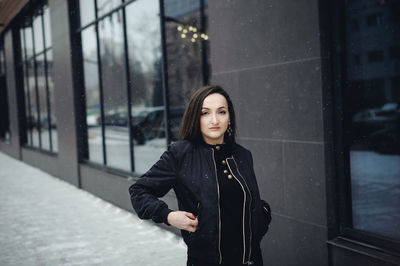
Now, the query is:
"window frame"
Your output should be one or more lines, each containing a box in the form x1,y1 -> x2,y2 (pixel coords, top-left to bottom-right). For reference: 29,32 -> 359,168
329,0 -> 400,254
71,0 -> 210,175
18,1 -> 57,153
0,36 -> 11,143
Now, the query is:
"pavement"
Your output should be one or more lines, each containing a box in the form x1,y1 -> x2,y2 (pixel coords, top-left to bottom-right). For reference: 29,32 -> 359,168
0,152 -> 187,266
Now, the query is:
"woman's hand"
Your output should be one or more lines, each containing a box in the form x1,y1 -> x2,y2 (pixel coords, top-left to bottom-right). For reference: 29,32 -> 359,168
167,211 -> 198,232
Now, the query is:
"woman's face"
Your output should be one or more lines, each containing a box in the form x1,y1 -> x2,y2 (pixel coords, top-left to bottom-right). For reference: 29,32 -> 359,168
200,93 -> 230,145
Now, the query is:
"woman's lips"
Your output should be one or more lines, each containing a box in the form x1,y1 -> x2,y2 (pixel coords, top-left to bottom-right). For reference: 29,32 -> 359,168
210,127 -> 220,130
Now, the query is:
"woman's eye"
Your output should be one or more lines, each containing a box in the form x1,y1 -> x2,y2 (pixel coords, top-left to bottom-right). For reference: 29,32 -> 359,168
201,112 -> 209,115
220,111 -> 226,114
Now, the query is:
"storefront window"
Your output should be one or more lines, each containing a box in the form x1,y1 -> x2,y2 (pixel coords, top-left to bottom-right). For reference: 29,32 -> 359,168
164,0 -> 210,141
0,39 -> 11,142
342,0 -> 400,240
20,3 -> 58,152
77,0 -> 209,174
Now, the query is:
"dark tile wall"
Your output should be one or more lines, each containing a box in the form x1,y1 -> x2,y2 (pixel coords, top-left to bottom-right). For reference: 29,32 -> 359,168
46,0 -> 80,186
209,0 -> 328,265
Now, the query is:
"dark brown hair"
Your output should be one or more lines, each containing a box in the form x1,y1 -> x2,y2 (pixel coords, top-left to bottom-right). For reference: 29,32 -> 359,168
178,85 -> 236,144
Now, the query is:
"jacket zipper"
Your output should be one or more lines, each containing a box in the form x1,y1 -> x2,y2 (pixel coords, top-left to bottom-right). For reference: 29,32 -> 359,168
231,155 -> 253,264
211,148 -> 223,264
226,160 -> 248,264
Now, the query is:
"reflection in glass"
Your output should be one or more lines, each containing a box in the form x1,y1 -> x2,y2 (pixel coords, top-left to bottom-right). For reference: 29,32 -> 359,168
99,10 -> 130,171
97,0 -> 122,18
126,0 -> 166,173
345,0 -> 400,239
36,54 -> 50,150
27,59 -> 39,148
82,26 -> 102,164
0,43 -> 11,142
164,0 -> 210,141
43,6 -> 52,49
46,50 -> 58,152
25,27 -> 34,60
33,12 -> 44,54
20,4 -> 56,152
21,29 -> 32,145
79,0 -> 95,28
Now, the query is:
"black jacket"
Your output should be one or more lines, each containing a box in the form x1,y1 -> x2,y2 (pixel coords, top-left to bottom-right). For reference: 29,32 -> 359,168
129,140 -> 271,265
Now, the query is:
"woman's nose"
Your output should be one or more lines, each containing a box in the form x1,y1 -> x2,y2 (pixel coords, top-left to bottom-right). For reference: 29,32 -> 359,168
211,113 -> 218,124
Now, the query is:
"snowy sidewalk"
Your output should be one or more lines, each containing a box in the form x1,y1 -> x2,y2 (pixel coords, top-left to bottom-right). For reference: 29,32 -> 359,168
0,152 -> 186,266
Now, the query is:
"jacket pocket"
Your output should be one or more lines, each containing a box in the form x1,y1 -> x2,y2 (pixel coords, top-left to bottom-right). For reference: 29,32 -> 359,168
255,200 -> 271,241
188,202 -> 207,248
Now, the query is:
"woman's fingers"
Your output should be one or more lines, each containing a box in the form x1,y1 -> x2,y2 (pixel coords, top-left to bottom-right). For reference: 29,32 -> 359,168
183,211 -> 196,220
167,211 -> 199,232
183,211 -> 198,231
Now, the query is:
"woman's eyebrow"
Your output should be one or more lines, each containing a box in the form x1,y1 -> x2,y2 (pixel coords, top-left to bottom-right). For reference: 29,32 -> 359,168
201,106 -> 227,110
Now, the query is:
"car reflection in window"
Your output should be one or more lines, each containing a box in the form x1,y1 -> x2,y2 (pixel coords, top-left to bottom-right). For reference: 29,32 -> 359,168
352,102 -> 400,154
131,107 -> 184,145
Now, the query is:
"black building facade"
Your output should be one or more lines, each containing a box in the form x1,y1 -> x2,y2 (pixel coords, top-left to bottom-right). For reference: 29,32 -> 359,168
0,0 -> 399,265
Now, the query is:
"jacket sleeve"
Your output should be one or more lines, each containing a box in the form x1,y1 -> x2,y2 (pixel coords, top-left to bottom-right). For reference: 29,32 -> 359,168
128,144 -> 179,225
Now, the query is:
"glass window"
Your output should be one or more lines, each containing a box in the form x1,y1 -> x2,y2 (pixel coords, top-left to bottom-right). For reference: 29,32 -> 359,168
99,10 -> 130,171
366,13 -> 383,27
367,50 -> 384,63
46,50 -> 57,152
36,54 -> 50,150
341,0 -> 400,242
76,0 -> 210,174
79,0 -> 95,27
20,2 -> 58,153
33,11 -> 44,54
43,6 -> 52,49
163,0 -> 210,141
97,0 -> 122,17
126,0 -> 165,173
27,59 -> 40,148
0,39 -> 11,142
389,45 -> 400,60
82,25 -> 102,164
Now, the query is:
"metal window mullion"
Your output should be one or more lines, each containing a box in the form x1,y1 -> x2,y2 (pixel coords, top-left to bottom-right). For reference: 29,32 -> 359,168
40,11 -> 53,152
71,0 -> 89,163
159,0 -> 171,146
199,0 -> 208,85
23,28 -> 34,146
121,5 -> 135,172
94,0 -> 107,165
31,15 -> 43,149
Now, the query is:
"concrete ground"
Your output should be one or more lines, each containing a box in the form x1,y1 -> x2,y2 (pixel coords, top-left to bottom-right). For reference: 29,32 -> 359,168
0,152 -> 186,266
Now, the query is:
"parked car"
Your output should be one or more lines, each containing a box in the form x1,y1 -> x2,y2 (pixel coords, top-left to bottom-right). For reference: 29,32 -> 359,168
352,102 -> 399,141
352,102 -> 400,153
26,115 -> 37,130
86,113 -> 99,127
41,114 -> 57,129
368,124 -> 400,154
97,109 -> 129,127
131,107 -> 184,145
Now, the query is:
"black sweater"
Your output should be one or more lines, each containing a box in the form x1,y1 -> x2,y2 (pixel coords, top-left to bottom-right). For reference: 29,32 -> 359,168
209,143 -> 247,265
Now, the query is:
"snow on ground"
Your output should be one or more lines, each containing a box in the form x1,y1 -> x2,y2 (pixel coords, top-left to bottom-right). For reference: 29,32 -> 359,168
0,152 -> 186,266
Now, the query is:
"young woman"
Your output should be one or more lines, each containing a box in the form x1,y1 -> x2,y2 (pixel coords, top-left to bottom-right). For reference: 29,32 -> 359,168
129,85 -> 271,266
